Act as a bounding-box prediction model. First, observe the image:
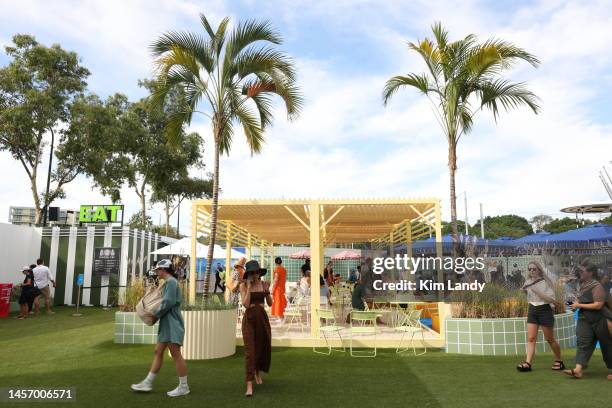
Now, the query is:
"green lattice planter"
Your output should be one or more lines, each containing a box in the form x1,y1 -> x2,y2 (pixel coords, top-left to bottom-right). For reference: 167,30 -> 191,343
445,312 -> 575,355
114,312 -> 159,344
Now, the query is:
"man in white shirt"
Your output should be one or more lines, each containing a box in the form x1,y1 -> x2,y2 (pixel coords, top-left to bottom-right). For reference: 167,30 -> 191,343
33,258 -> 55,314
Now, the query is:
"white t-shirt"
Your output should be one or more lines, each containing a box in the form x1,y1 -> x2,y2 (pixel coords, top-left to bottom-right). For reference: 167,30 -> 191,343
33,265 -> 54,288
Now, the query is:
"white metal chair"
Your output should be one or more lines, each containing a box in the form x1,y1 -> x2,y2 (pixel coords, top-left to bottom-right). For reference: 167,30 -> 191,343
313,309 -> 345,355
283,294 -> 306,333
349,311 -> 378,357
395,309 -> 427,355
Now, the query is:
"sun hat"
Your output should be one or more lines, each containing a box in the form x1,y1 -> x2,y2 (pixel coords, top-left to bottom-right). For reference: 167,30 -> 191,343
21,265 -> 31,271
244,260 -> 267,277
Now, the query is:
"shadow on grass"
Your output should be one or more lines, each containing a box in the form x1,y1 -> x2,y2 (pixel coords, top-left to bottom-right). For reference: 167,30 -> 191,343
0,349 -> 443,408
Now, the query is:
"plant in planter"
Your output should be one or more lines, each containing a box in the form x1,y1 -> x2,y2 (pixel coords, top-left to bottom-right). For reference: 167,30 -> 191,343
114,280 -> 158,344
445,283 -> 575,355
181,291 -> 238,360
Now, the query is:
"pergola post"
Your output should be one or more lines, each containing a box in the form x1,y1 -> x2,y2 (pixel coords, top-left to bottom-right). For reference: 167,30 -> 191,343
247,233 -> 252,259
260,240 -> 266,269
405,225 -> 413,277
225,223 -> 232,292
434,199 -> 445,339
268,243 -> 274,282
189,204 -> 198,305
309,202 -> 321,337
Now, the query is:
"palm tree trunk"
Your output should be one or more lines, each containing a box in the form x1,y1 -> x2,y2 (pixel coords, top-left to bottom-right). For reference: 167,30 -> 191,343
203,135 -> 221,302
448,141 -> 459,255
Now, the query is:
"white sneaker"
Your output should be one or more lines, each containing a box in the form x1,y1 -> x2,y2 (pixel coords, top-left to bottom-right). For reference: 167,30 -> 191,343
130,380 -> 153,392
167,384 -> 190,397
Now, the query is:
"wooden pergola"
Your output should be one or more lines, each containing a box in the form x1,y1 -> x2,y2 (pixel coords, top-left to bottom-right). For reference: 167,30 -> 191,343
190,198 -> 444,341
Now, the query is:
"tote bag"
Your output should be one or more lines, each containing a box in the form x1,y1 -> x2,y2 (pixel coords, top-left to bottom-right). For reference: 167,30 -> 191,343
136,283 -> 164,326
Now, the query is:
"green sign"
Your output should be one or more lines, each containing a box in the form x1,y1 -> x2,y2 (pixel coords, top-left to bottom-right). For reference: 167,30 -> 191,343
79,205 -> 124,223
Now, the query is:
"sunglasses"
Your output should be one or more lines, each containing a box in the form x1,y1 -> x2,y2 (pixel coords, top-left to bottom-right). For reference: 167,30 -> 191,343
528,267 -> 537,272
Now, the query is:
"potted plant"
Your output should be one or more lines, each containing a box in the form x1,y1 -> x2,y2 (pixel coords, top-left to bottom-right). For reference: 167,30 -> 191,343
181,290 -> 238,360
114,280 -> 238,358
445,284 -> 575,355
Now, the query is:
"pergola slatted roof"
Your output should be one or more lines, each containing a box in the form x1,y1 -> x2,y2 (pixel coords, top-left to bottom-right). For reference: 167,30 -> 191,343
192,198 -> 440,245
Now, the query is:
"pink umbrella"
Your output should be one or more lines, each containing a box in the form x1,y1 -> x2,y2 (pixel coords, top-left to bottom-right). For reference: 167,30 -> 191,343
331,250 -> 361,260
289,249 -> 311,259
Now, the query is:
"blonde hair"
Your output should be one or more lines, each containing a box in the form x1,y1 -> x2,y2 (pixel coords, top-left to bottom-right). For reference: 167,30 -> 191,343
528,261 -> 554,287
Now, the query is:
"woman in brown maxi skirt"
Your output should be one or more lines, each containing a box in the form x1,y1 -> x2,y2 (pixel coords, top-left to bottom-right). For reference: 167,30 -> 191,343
240,260 -> 272,397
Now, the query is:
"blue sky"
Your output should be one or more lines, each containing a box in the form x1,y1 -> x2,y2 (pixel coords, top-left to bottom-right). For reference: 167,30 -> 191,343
1,0 -> 611,230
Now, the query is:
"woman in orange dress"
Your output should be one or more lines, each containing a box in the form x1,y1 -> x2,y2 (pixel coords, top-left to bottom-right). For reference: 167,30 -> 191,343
270,257 -> 287,320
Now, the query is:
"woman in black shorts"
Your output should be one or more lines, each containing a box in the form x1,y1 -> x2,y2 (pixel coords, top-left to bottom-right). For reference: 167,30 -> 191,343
517,261 -> 563,372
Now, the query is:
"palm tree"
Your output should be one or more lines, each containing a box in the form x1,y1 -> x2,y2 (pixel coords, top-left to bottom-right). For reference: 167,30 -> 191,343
151,13 -> 302,300
383,22 -> 540,247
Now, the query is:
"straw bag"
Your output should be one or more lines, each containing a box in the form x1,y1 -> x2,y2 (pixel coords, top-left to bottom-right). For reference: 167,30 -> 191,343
136,284 -> 164,326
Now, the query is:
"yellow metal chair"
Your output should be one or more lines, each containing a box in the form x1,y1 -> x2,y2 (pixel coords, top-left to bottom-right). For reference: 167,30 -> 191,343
313,309 -> 345,355
395,309 -> 427,355
349,311 -> 378,357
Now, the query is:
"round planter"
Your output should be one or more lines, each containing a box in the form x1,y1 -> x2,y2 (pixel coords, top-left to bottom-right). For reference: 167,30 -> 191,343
183,309 -> 238,360
445,312 -> 576,355
114,311 -> 159,344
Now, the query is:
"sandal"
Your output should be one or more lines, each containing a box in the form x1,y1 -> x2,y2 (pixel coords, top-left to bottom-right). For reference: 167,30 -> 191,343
551,360 -> 565,370
563,369 -> 582,379
516,362 -> 532,372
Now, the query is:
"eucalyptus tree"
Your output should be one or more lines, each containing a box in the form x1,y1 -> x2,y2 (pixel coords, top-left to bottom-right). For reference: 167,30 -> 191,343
383,23 -> 540,245
151,13 -> 302,298
0,34 -> 89,224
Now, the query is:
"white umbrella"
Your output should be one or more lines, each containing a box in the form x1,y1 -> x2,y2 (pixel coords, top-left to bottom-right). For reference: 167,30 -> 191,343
150,237 -> 243,259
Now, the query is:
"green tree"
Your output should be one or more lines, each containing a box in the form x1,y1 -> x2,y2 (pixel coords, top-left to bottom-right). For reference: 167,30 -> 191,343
62,93 -> 132,202
530,214 -> 553,232
542,217 -> 586,233
151,175 -> 213,236
383,23 -> 540,248
601,214 -> 612,225
0,34 -> 89,224
127,211 -> 153,230
151,13 -> 302,299
482,214 -> 532,239
441,220 -> 467,235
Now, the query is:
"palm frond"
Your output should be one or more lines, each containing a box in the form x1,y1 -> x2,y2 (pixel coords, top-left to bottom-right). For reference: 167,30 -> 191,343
199,13 -> 217,40
150,31 -> 214,72
231,46 -> 296,82
408,39 -> 442,81
226,19 -> 281,61
477,79 -> 540,119
233,103 -> 264,154
382,74 -> 431,105
165,109 -> 192,145
431,22 -> 448,50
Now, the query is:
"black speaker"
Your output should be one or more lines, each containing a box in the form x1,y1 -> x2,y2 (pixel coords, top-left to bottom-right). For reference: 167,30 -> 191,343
48,206 -> 59,221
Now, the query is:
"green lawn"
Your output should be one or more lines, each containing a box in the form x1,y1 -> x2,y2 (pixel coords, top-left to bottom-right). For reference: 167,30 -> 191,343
0,307 -> 609,408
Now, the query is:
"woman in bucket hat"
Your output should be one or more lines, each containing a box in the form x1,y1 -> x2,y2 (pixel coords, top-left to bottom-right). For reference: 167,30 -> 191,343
131,259 -> 189,397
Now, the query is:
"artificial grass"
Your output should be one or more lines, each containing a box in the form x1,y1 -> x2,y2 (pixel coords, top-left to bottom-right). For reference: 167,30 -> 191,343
0,307 -> 610,408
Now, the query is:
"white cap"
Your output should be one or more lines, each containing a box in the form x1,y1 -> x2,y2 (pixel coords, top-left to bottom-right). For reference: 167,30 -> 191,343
154,259 -> 173,270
